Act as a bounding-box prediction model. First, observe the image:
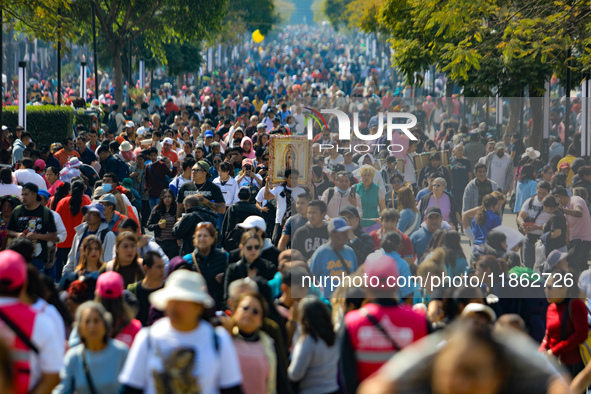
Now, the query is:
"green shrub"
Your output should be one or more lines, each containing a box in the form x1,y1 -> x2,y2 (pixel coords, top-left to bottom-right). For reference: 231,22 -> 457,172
3,105 -> 75,147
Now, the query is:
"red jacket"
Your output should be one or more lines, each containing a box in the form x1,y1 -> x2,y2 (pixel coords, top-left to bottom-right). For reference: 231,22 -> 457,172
539,299 -> 588,364
55,195 -> 92,248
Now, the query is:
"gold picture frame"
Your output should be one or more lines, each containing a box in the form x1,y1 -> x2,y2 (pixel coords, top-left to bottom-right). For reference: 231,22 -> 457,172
269,136 -> 312,186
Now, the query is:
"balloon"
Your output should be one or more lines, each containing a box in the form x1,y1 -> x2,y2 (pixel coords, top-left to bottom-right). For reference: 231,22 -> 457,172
252,29 -> 265,43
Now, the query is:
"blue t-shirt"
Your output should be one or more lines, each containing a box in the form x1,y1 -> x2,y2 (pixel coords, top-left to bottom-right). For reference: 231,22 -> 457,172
309,243 -> 358,297
410,227 -> 433,262
472,210 -> 502,245
415,187 -> 430,202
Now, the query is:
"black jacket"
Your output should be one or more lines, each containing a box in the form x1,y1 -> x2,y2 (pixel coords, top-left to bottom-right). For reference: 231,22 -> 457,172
221,201 -> 263,244
223,256 -> 277,301
418,191 -> 460,229
146,206 -> 176,238
172,206 -> 209,255
184,247 -> 228,310
348,228 -> 375,265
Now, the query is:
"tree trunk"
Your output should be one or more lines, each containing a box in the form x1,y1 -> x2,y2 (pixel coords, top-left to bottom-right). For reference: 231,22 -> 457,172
112,43 -> 124,107
529,88 -> 543,152
446,81 -> 454,117
177,74 -> 184,90
505,97 -> 521,137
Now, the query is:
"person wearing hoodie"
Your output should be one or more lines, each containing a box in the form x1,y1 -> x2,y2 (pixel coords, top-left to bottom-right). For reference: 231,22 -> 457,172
11,131 -> 30,166
64,202 -> 117,275
241,136 -> 256,159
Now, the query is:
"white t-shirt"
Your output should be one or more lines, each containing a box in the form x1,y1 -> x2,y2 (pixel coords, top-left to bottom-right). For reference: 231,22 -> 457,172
269,186 -> 306,224
403,152 -> 417,183
213,176 -> 240,206
119,318 -> 242,394
0,298 -> 63,391
0,183 -> 22,197
520,195 -> 551,236
14,169 -> 46,191
489,154 -> 511,190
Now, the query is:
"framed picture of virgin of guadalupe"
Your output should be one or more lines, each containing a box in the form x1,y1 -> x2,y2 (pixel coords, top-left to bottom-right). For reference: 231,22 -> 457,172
269,136 -> 311,186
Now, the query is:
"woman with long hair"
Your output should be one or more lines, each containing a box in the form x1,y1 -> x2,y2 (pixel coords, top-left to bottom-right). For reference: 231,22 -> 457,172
514,164 -> 538,213
93,272 -> 141,348
182,222 -> 228,310
75,235 -> 105,276
471,194 -> 501,245
230,291 -> 279,394
288,296 -> 340,394
224,230 -> 276,301
441,231 -> 468,278
50,181 -> 71,210
146,188 -> 178,259
101,232 -> 144,288
396,186 -> 419,235
45,166 -> 63,196
54,302 -> 128,394
255,133 -> 270,150
55,179 -> 91,280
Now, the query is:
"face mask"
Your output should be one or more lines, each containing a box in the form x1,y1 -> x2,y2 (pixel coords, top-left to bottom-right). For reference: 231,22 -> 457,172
496,151 -> 504,158
337,187 -> 348,194
102,183 -> 113,193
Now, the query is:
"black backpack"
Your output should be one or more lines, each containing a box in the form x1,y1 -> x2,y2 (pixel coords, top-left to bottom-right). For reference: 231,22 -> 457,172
223,225 -> 244,252
107,112 -> 118,134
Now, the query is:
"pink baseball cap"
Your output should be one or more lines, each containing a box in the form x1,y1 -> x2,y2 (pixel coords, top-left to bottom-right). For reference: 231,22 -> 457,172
0,250 -> 27,291
96,271 -> 124,299
34,159 -> 46,171
364,254 -> 399,286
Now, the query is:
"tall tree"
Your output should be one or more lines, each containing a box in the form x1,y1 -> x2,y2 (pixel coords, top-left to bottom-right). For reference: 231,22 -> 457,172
2,0 -> 72,44
69,0 -> 228,106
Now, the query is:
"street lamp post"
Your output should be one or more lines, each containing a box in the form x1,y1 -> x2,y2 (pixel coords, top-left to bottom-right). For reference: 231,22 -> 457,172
91,1 -> 99,94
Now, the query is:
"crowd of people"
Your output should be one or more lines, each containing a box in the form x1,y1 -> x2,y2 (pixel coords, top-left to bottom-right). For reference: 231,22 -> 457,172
0,24 -> 589,394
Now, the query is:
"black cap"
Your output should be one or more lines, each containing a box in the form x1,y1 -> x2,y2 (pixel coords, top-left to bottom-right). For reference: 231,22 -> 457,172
425,206 -> 442,218
340,205 -> 360,218
332,163 -> 345,172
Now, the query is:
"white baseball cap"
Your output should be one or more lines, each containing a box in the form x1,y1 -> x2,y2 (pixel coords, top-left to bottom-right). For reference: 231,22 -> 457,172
162,137 -> 173,145
238,216 -> 267,232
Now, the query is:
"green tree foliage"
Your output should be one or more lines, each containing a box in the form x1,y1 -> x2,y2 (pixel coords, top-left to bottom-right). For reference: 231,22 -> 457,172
2,0 -> 72,45
69,0 -> 228,106
376,0 -> 591,149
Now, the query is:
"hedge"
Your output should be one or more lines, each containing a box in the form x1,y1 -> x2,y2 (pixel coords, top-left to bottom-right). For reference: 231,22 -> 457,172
3,105 -> 75,147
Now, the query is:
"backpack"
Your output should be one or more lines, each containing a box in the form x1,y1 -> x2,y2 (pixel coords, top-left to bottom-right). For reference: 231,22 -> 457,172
107,112 -> 118,134
114,155 -> 131,182
223,225 -> 245,252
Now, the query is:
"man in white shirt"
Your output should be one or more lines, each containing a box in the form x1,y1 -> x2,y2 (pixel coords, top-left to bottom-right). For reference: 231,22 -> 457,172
14,158 -> 46,191
484,142 -> 514,193
402,140 -> 418,188
516,181 -> 552,268
264,169 -> 306,245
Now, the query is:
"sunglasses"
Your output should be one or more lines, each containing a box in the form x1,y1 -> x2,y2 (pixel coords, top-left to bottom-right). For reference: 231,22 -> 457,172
240,305 -> 260,315
213,160 -> 222,164
197,222 -> 213,229
191,168 -> 205,173
245,244 -> 261,251
392,180 -> 403,184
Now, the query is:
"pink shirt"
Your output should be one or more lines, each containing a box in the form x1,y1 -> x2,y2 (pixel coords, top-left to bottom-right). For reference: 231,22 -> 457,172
233,338 -> 270,394
566,196 -> 591,241
115,319 -> 142,348
423,193 -> 452,223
